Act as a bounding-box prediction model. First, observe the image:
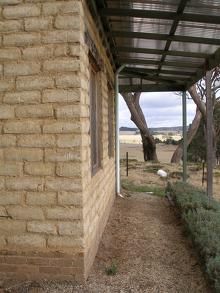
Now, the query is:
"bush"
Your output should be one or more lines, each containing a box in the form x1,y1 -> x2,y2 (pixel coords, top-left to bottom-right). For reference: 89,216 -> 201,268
105,261 -> 118,276
164,138 -> 180,145
168,182 -> 220,292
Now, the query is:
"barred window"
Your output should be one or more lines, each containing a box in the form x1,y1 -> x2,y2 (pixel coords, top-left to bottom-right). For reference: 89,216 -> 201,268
108,85 -> 114,158
90,59 -> 101,175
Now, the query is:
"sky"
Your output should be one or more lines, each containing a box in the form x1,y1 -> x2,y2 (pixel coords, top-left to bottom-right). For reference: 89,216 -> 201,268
119,91 -> 197,128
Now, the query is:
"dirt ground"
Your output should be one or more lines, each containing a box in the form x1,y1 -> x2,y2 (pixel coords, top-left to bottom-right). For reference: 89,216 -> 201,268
2,143 -> 216,292
120,143 -> 220,200
120,143 -> 176,163
3,193 -> 211,293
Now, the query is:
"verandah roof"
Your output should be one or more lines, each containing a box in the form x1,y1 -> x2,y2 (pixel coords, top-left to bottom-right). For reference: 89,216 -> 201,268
87,0 -> 220,92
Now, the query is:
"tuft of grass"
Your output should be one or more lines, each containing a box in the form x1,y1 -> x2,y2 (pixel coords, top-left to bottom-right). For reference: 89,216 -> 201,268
120,159 -> 139,170
214,171 -> 220,178
121,179 -> 164,197
120,159 -> 137,164
143,164 -> 165,174
105,261 -> 117,276
169,171 -> 190,179
188,164 -> 203,172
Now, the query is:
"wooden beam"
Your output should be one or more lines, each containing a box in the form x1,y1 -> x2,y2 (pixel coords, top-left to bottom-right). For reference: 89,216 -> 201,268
182,91 -> 187,182
206,69 -> 213,197
118,58 -> 201,69
120,70 -> 189,83
186,48 -> 220,88
110,31 -> 220,46
101,8 -> 220,24
158,0 -> 189,73
124,67 -> 193,77
117,46 -> 208,59
87,0 -> 116,69
119,84 -> 185,93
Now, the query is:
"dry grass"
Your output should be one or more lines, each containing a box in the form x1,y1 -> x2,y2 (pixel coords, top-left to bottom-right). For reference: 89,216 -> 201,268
120,143 -> 220,201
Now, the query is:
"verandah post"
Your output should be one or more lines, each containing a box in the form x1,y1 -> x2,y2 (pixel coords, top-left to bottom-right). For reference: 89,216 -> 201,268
206,69 -> 213,197
182,91 -> 187,182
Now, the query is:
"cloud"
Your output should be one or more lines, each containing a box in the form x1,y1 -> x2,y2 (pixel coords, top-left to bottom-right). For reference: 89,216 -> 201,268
119,92 -> 196,128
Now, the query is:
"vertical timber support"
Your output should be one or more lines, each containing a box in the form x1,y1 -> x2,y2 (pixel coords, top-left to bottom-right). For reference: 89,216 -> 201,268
182,91 -> 187,182
115,65 -> 126,195
206,70 -> 213,197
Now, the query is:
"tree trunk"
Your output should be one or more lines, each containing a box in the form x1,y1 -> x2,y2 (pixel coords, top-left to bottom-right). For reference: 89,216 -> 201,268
188,85 -> 206,118
171,107 -> 202,163
122,92 -> 158,161
189,84 -> 217,163
140,131 -> 158,161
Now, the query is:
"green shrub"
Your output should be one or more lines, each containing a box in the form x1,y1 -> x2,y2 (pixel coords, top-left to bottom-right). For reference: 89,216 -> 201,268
168,182 -> 220,292
105,261 -> 118,276
143,164 -> 164,173
207,257 -> 220,291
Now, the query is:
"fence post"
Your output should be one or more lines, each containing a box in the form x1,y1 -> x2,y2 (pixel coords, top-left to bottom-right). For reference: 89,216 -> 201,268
126,152 -> 128,177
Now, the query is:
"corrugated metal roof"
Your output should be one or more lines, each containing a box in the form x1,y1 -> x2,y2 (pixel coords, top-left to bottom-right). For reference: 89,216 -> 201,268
87,0 -> 220,92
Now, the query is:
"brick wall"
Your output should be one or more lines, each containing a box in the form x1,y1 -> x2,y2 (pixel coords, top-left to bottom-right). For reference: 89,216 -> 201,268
0,0 -> 115,281
81,2 -> 116,277
0,0 -> 86,280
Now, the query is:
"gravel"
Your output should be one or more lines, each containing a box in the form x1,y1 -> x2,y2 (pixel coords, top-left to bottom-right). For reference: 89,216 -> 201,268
2,192 -> 211,293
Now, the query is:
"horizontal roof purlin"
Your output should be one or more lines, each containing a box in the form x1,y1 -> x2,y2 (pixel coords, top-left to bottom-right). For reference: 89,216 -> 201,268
101,8 -> 220,25
88,0 -> 220,92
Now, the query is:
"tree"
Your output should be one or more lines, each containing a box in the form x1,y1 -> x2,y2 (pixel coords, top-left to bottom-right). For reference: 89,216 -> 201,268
171,66 -> 220,164
171,106 -> 202,163
214,100 -> 220,163
121,92 -> 158,161
187,100 -> 220,163
187,119 -> 206,162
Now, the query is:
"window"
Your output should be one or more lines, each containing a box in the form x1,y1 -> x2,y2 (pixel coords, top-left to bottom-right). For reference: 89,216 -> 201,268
108,85 -> 114,158
90,59 -> 101,175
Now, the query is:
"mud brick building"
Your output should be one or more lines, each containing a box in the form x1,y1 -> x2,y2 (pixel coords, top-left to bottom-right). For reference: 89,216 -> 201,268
0,0 -> 115,280
0,0 -> 220,282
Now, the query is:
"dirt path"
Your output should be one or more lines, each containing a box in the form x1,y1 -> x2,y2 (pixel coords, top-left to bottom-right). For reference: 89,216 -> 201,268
7,193 -> 211,292
82,193 -> 211,293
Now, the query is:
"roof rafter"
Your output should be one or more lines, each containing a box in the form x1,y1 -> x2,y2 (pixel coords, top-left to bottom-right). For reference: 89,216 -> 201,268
88,0 -> 220,92
124,67 -> 194,77
91,0 -> 119,67
118,58 -> 201,69
100,8 -> 220,25
157,0 -> 189,74
119,84 -> 185,93
117,46 -> 208,59
110,31 -> 220,46
120,73 -> 187,84
187,48 -> 220,88
122,69 -> 190,81
87,0 -> 115,69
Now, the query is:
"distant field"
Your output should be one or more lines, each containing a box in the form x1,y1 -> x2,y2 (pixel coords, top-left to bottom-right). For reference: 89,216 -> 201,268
120,143 -> 176,163
119,133 -> 182,144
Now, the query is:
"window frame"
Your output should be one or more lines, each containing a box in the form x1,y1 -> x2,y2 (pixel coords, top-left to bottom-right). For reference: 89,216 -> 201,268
89,56 -> 102,175
108,83 -> 114,158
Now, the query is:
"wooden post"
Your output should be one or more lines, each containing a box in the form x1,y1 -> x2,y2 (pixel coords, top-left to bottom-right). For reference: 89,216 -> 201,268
206,69 -> 213,197
182,91 -> 187,182
202,161 -> 205,186
126,152 -> 128,176
115,65 -> 126,195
